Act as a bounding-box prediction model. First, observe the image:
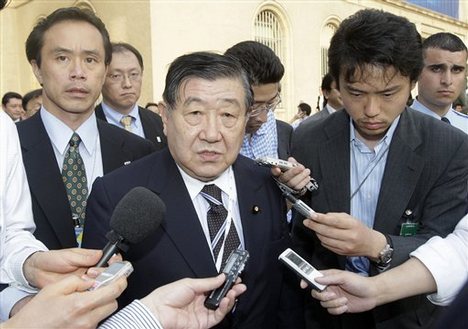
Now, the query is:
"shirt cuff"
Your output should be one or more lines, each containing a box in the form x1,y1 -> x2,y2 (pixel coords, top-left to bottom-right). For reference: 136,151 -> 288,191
11,248 -> 45,291
99,299 -> 162,329
410,236 -> 466,306
0,286 -> 35,321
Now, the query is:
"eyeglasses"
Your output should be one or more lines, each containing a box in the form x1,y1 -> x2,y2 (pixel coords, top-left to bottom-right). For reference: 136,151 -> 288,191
106,71 -> 142,83
250,93 -> 281,117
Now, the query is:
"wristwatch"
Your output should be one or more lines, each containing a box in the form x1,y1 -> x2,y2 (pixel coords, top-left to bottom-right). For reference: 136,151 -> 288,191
375,234 -> 393,271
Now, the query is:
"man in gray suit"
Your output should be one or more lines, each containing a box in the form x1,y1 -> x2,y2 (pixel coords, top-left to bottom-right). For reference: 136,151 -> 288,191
291,9 -> 468,329
306,73 -> 343,124
225,41 -> 292,160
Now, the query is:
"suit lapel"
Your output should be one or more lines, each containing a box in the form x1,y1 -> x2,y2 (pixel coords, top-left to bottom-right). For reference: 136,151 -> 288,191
98,120 -> 131,174
233,158 -> 268,273
374,110 -> 424,233
19,114 -> 76,247
319,111 -> 351,213
139,107 -> 155,141
94,104 -> 108,122
146,150 -> 217,276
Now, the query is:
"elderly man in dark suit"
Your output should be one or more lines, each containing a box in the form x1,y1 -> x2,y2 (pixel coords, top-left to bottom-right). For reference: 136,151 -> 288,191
95,42 -> 166,150
290,9 -> 468,329
83,52 -> 308,328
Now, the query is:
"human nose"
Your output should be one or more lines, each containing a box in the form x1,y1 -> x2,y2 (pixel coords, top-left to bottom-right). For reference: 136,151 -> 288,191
200,114 -> 221,142
69,59 -> 86,80
122,74 -> 133,88
363,96 -> 380,117
440,70 -> 453,86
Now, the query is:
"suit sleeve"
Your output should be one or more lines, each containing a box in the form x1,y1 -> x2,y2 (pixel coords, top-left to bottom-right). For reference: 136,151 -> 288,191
82,177 -> 114,250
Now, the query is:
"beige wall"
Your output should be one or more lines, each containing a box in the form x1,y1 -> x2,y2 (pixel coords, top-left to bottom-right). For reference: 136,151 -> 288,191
1,0 -> 467,121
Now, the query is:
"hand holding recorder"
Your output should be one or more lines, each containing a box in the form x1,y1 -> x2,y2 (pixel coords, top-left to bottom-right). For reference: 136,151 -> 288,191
256,156 -> 318,193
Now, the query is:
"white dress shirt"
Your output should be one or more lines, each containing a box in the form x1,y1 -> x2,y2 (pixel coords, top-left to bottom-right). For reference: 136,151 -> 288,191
0,111 -> 47,320
178,166 -> 244,271
41,107 -> 104,193
411,99 -> 468,134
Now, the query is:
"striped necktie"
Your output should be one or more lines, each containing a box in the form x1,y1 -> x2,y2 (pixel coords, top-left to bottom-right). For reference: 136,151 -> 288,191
201,184 -> 240,267
61,133 -> 88,245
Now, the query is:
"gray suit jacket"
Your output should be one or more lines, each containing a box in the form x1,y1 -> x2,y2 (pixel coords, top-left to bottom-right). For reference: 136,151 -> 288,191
276,119 -> 293,160
291,108 -> 468,329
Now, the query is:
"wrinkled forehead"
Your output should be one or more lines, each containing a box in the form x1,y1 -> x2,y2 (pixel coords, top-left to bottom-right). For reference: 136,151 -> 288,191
176,76 -> 246,104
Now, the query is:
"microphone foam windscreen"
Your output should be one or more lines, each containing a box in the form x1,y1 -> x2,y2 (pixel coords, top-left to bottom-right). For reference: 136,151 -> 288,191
110,187 -> 165,244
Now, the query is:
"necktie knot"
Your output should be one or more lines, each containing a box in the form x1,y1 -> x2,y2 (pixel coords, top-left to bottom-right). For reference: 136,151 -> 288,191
441,117 -> 451,125
69,133 -> 82,148
120,115 -> 133,131
201,184 -> 223,206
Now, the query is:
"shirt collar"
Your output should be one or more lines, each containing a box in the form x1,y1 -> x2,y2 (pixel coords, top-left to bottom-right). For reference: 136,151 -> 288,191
178,165 -> 233,202
411,99 -> 450,120
349,114 -> 400,149
102,101 -> 140,123
326,104 -> 338,114
41,106 -> 99,157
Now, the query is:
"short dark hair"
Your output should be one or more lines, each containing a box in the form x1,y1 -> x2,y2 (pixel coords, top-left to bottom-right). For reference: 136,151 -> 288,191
321,73 -> 335,108
225,41 -> 284,86
422,32 -> 467,54
321,73 -> 335,92
112,42 -> 144,71
328,9 -> 423,87
2,91 -> 22,106
298,102 -> 312,116
145,102 -> 158,109
22,88 -> 42,109
163,51 -> 253,112
25,7 -> 112,67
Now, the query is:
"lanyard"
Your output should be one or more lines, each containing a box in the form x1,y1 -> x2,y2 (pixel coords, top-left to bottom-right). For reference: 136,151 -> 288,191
213,168 -> 243,271
350,142 -> 389,200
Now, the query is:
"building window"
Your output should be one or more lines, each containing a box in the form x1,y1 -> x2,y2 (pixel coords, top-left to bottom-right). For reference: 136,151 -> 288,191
320,22 -> 338,77
254,9 -> 288,116
254,9 -> 284,61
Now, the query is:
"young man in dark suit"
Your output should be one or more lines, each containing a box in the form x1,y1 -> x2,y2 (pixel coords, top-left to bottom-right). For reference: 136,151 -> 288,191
291,9 -> 468,329
83,52 -> 309,328
95,42 -> 166,150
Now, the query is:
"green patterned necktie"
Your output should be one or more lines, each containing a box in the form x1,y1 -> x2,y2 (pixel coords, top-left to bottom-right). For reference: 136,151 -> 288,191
62,133 -> 88,245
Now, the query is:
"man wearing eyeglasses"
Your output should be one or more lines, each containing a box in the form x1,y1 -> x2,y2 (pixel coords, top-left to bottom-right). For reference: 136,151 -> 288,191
225,41 -> 293,160
95,42 -> 166,150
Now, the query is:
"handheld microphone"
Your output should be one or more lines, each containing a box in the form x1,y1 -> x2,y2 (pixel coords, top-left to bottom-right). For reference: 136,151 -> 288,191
95,187 -> 165,267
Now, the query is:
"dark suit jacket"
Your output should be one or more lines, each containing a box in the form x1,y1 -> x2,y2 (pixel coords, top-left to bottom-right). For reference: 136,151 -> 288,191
82,149 -> 304,328
95,103 -> 166,151
434,279 -> 468,329
16,111 -> 155,250
276,119 -> 293,160
302,108 -> 330,126
291,108 -> 468,329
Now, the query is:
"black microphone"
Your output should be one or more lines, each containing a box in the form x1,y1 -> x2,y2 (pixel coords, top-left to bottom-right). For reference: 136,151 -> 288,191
95,186 -> 165,267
